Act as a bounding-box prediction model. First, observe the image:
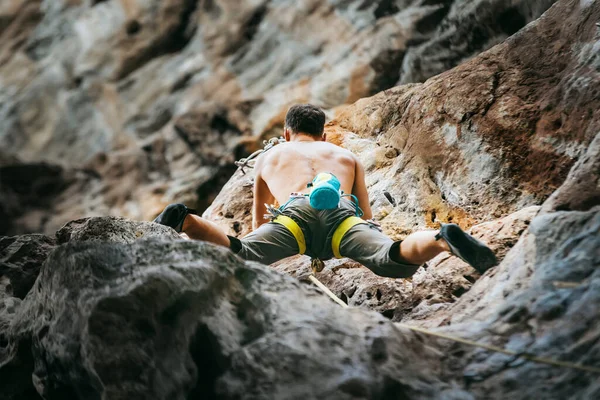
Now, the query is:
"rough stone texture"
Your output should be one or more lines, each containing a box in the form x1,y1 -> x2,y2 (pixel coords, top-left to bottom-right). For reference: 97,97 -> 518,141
0,199 -> 598,398
399,0 -> 558,84
206,0 -> 599,236
55,216 -> 181,245
205,0 -> 600,315
0,232 -> 56,400
432,209 -> 600,400
0,234 -> 55,400
0,0 -> 599,398
0,234 -> 56,300
0,0 -> 556,235
1,220 -> 470,399
330,0 -> 600,233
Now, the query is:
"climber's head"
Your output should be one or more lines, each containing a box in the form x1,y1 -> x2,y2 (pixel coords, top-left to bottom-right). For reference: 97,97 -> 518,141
284,104 -> 326,142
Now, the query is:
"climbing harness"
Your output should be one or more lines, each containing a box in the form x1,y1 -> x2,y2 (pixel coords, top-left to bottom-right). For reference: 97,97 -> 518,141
272,215 -> 306,255
331,216 -> 367,259
235,136 -> 286,174
308,274 -> 600,375
263,174 -> 367,273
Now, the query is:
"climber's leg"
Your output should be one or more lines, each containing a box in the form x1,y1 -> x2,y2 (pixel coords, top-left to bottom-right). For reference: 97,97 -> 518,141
227,221 -> 301,265
181,214 -> 231,247
153,203 -> 230,247
339,223 -> 497,278
338,224 -> 423,278
396,230 -> 449,264
154,203 -> 302,265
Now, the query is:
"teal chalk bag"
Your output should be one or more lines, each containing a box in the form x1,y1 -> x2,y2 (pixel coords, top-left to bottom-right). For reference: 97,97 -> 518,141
308,172 -> 341,210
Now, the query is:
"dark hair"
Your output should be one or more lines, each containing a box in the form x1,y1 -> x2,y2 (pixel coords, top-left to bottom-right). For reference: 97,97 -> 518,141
285,104 -> 326,137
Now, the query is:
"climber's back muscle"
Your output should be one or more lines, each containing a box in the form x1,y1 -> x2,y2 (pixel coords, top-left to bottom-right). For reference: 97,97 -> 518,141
252,141 -> 372,229
258,141 -> 355,202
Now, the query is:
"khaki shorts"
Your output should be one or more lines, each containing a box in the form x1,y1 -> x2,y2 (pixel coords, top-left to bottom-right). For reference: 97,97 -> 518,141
228,197 -> 420,278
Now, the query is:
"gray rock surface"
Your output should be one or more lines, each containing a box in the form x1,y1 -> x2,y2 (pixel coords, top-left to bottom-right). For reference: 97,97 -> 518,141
0,233 -> 56,400
0,199 -> 598,398
0,0 -> 598,398
433,208 -> 600,399
55,216 -> 181,245
0,234 -> 56,299
3,220 -> 470,399
399,0 -> 558,84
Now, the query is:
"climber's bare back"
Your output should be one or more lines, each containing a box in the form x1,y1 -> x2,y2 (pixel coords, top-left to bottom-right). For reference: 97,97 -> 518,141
256,141 -> 354,202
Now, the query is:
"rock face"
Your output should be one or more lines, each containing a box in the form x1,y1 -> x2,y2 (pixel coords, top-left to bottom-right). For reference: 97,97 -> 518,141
0,0 -> 557,235
0,194 -> 598,398
0,234 -> 56,299
204,0 -> 600,324
206,0 -> 599,234
0,0 -> 599,398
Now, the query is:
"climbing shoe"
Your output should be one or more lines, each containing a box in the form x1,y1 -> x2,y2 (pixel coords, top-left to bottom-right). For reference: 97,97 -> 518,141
153,203 -> 196,233
435,223 -> 498,274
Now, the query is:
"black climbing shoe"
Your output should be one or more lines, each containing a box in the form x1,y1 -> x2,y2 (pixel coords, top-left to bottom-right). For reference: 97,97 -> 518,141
153,203 -> 196,233
435,223 -> 498,274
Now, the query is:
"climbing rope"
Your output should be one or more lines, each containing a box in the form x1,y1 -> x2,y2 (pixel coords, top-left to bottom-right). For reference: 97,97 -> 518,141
308,274 -> 600,375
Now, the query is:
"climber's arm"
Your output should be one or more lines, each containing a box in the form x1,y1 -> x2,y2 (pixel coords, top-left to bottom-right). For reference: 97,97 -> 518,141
252,157 -> 275,231
351,156 -> 373,220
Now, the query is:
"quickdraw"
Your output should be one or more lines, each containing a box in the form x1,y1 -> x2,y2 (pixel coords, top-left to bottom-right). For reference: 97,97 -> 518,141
235,136 -> 286,174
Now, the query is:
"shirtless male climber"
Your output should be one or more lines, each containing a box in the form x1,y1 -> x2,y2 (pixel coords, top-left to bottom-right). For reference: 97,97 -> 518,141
154,104 -> 497,278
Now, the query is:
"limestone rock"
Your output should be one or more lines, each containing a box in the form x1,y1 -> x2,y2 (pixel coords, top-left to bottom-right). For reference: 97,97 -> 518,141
331,0 -> 600,232
0,197 -> 598,398
206,0 -> 600,311
0,0 -> 557,235
208,0 -> 599,237
429,207 -> 600,399
399,0 -> 558,84
55,216 -> 181,245
0,232 -> 55,400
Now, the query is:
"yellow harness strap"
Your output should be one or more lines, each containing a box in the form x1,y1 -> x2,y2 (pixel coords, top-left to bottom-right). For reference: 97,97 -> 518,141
273,215 -> 306,255
332,216 -> 367,258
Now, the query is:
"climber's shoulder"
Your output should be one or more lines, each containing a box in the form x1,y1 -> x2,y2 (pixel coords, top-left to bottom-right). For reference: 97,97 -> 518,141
254,142 -> 286,173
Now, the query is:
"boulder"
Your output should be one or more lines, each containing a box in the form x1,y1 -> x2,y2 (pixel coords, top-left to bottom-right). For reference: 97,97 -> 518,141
2,220 -> 470,399
55,216 -> 180,245
429,207 -> 600,399
0,200 -> 597,398
0,233 -> 55,400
